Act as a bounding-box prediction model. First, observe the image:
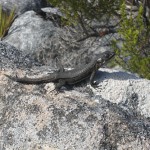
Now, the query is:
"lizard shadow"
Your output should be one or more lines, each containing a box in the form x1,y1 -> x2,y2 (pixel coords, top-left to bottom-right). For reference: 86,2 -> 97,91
60,70 -> 140,90
95,70 -> 140,82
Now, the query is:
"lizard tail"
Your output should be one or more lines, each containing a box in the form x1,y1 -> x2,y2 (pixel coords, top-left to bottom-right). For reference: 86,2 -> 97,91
4,74 -> 18,81
5,74 -> 43,84
4,74 -> 57,84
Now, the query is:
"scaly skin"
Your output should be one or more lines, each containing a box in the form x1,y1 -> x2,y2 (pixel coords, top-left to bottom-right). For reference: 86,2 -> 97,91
5,51 -> 115,89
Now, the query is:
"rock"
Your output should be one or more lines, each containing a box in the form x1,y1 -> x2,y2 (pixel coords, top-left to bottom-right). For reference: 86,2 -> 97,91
0,0 -> 49,15
2,10 -> 114,67
0,41 -> 40,69
3,11 -> 55,54
91,68 -> 150,117
0,11 -> 83,66
1,4 -> 118,67
0,1 -> 150,149
41,7 -> 64,17
41,7 -> 65,27
0,48 -> 150,149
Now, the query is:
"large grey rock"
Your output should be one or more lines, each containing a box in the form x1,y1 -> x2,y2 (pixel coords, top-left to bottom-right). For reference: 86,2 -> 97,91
0,47 -> 150,150
2,10 -> 81,67
1,5 -> 117,68
91,68 -> 150,117
0,41 -> 40,69
41,7 -> 64,17
2,10 -> 114,67
0,0 -> 48,15
3,11 -> 58,64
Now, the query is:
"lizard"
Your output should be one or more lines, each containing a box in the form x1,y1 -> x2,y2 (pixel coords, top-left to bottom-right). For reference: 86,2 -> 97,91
5,51 -> 115,90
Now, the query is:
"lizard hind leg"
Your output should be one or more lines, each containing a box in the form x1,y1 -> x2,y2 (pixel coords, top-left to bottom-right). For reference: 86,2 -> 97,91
49,79 -> 66,94
54,79 -> 66,91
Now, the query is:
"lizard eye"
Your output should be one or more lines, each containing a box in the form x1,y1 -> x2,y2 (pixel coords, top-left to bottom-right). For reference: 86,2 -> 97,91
97,58 -> 102,62
103,53 -> 108,59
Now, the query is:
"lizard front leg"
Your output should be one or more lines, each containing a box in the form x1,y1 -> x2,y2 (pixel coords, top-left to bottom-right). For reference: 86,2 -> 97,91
89,68 -> 98,87
50,79 -> 66,94
55,79 -> 66,90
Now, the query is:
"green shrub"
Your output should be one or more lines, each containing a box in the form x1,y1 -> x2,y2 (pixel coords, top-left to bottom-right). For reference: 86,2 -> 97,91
112,2 -> 150,79
47,0 -> 122,25
0,5 -> 16,38
48,0 -> 150,79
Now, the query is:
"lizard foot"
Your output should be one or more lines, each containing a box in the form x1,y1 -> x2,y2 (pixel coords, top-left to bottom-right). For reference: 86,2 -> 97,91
91,81 -> 99,88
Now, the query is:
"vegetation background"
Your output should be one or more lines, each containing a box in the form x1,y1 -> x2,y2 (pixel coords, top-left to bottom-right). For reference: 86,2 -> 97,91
48,0 -> 150,79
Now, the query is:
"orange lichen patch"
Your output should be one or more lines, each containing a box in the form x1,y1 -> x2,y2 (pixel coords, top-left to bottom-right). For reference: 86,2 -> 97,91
0,70 -> 9,85
23,84 -> 36,92
99,28 -> 109,37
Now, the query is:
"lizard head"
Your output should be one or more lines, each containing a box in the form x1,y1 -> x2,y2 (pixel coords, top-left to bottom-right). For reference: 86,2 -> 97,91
96,51 -> 115,67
